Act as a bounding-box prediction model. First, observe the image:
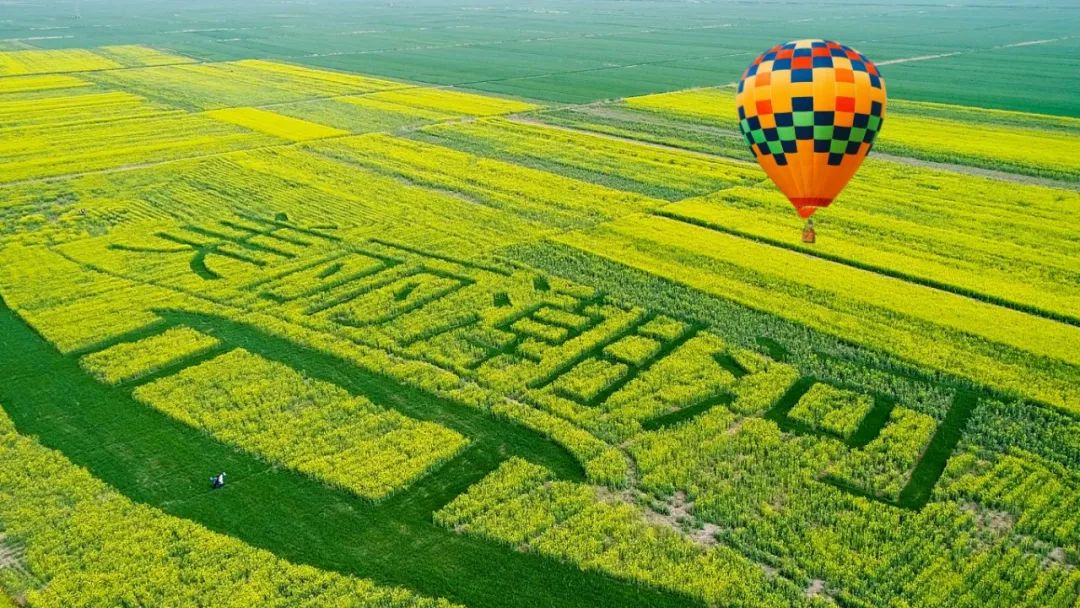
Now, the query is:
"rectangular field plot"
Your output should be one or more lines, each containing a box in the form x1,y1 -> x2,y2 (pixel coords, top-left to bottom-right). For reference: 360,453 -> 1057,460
534,102 -> 757,162
205,107 -> 347,141
420,117 -> 761,199
262,97 -> 447,134
0,48 -> 121,76
309,134 -> 660,230
133,348 -> 468,500
879,113 -> 1080,181
86,59 -> 406,110
93,45 -> 195,67
359,87 -> 536,117
80,326 -> 221,384
0,45 -> 195,77
0,112 -> 281,184
220,87 -> 533,138
0,90 -> 174,130
0,74 -> 92,95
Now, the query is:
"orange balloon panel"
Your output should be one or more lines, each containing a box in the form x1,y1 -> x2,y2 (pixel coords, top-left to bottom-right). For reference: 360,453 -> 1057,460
737,39 -> 887,218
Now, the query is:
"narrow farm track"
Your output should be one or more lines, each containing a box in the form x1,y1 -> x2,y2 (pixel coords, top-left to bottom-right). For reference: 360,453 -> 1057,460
0,297 -> 703,608
873,152 -> 1080,191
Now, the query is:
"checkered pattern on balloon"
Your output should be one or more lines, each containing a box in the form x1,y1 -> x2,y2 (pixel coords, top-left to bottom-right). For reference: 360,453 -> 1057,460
737,39 -> 887,219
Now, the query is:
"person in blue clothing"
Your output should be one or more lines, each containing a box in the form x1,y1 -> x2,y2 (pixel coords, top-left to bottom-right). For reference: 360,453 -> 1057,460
210,472 -> 226,489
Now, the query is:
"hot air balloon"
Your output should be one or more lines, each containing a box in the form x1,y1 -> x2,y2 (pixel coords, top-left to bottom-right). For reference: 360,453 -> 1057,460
736,39 -> 886,241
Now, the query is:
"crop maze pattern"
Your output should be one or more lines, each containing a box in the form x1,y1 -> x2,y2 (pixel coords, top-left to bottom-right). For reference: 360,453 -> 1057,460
80,215 -> 977,511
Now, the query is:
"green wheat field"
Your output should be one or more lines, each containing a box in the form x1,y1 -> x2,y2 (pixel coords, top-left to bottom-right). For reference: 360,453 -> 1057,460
0,1 -> 1076,607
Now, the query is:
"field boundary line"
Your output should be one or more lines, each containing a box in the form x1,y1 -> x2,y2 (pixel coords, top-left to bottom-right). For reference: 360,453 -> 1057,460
521,110 -> 1080,191
872,152 -> 1079,191
652,208 -> 1080,328
509,114 -> 757,166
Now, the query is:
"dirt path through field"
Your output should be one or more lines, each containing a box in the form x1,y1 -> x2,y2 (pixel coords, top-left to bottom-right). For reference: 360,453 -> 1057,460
872,153 -> 1079,191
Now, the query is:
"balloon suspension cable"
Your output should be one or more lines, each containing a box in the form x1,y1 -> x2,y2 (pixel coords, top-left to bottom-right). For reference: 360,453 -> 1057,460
801,218 -> 816,244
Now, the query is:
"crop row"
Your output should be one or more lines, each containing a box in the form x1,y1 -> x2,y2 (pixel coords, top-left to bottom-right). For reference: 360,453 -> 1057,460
938,450 -> 1078,558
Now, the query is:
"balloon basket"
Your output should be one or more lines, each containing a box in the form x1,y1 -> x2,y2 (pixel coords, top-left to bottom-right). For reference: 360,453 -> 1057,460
801,220 -> 816,244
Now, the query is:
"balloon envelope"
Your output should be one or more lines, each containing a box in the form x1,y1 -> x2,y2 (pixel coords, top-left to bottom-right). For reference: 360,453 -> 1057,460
736,39 -> 886,218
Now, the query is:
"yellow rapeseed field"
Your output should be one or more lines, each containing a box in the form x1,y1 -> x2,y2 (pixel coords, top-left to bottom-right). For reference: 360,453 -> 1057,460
206,107 -> 349,141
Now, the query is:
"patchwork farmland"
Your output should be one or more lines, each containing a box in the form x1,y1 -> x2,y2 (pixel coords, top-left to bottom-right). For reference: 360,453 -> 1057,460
0,22 -> 1077,608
